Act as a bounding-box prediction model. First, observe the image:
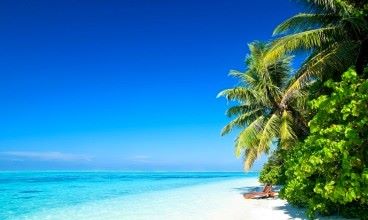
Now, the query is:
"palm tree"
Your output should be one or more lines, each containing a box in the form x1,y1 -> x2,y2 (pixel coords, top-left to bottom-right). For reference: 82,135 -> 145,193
265,0 -> 368,107
218,41 -> 308,170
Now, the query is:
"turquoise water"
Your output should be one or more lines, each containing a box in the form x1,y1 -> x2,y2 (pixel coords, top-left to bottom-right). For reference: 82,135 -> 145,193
0,171 -> 257,219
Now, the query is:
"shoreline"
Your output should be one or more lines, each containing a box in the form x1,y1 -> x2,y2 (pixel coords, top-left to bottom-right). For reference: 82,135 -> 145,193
17,176 -> 312,220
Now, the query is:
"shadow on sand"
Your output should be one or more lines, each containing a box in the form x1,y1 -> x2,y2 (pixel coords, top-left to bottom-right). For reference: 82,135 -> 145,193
233,186 -> 308,220
273,203 -> 308,220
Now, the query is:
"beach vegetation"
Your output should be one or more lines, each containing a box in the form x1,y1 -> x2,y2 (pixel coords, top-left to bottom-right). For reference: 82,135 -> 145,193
281,69 -> 368,219
220,0 -> 368,218
267,0 -> 368,88
218,41 -> 308,170
259,148 -> 287,185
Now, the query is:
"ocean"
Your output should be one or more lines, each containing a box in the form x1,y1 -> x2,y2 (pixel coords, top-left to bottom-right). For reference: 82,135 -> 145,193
0,171 -> 259,220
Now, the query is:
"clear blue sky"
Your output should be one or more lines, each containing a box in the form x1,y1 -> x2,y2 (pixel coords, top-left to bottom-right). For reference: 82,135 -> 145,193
0,0 -> 301,171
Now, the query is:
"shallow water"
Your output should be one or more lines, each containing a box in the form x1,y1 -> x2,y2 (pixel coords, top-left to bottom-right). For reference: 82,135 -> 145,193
0,171 -> 258,220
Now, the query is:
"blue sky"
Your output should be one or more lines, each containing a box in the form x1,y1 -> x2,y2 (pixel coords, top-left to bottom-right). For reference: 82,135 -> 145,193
0,0 -> 301,171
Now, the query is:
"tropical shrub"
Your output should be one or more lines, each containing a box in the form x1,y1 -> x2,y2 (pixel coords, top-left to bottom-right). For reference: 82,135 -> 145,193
259,148 -> 287,185
280,69 -> 368,219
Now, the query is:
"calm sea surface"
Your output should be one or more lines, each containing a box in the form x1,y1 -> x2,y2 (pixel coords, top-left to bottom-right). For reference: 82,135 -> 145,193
0,171 -> 257,219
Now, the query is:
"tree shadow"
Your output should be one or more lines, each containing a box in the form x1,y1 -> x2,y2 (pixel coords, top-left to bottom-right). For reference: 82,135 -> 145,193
272,203 -> 308,220
233,186 -> 309,219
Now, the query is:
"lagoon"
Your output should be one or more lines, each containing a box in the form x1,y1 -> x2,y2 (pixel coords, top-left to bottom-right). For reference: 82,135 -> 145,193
0,171 -> 259,220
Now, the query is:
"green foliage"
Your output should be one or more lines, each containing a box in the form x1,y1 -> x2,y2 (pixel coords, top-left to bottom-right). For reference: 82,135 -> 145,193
220,0 -> 368,218
266,0 -> 368,94
259,148 -> 286,185
281,69 -> 368,219
218,41 -> 308,169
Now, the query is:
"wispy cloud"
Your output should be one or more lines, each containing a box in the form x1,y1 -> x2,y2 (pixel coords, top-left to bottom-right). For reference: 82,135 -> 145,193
0,151 -> 93,162
130,155 -> 151,163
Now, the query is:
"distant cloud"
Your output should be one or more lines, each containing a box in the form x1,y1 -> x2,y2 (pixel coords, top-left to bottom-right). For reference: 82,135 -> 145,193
130,155 -> 151,163
0,151 -> 93,162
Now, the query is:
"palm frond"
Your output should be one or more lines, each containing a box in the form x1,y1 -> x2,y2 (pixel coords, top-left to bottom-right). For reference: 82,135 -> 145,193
301,0 -> 355,14
265,27 -> 345,63
234,116 -> 265,157
221,108 -> 263,136
229,70 -> 259,87
267,55 -> 293,89
257,114 -> 281,156
280,41 -> 359,105
225,105 -> 260,117
217,87 -> 256,103
280,110 -> 297,148
228,70 -> 244,78
243,147 -> 258,170
248,41 -> 268,60
273,13 -> 339,36
341,16 -> 368,39
221,41 -> 305,170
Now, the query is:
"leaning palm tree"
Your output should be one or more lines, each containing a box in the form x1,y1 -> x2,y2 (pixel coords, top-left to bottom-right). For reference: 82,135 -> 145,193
218,41 -> 308,170
265,0 -> 368,106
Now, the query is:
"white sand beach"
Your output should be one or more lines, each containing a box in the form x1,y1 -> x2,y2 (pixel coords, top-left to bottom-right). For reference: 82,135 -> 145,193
19,177 -> 320,220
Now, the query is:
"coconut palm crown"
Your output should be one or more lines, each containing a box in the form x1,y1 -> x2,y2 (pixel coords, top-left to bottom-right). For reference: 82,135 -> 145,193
265,0 -> 368,108
218,41 -> 308,170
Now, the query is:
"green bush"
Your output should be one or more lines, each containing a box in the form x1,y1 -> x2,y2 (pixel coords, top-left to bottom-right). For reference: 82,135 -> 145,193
281,69 -> 368,219
259,148 -> 286,185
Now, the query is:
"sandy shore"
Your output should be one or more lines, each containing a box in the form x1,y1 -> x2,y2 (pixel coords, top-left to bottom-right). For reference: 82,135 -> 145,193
200,178 -> 348,220
20,177 -> 347,220
187,178 -> 309,220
